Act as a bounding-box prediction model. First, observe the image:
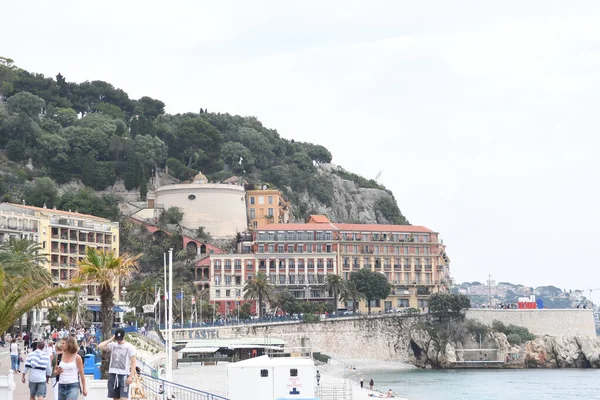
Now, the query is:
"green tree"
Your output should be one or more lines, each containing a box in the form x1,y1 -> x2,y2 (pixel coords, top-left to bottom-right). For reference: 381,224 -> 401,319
124,151 -> 141,190
220,142 -> 254,173
272,290 -> 303,315
160,207 -> 183,225
34,133 -> 71,182
374,196 -> 409,225
428,293 -> 471,319
49,107 -> 78,127
350,269 -> 391,314
0,269 -> 73,335
23,177 -> 59,208
242,272 -> 275,319
340,280 -> 366,314
73,248 -> 141,376
171,117 -> 222,170
324,274 -> 346,311
6,91 -> 46,119
0,57 -> 17,99
126,275 -> 159,310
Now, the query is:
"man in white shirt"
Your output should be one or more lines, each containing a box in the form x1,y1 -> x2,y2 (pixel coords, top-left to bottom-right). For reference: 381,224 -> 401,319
98,329 -> 137,400
21,342 -> 52,400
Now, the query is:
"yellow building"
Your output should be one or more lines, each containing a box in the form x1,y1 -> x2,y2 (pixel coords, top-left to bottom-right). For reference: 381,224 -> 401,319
246,188 -> 290,229
335,222 -> 450,313
0,203 -> 121,303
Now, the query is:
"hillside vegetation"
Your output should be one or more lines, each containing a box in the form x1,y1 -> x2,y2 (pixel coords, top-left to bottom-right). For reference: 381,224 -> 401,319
0,56 -> 407,223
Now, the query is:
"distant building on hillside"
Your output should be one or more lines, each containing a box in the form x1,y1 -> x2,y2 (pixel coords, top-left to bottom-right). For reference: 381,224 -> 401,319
245,186 -> 290,229
139,171 -> 248,237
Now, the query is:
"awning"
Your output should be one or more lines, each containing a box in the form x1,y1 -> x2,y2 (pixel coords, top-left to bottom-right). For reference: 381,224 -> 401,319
87,306 -> 125,312
179,347 -> 220,354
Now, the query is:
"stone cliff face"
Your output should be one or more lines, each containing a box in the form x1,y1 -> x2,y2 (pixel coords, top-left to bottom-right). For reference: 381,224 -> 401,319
408,329 -> 515,369
524,336 -> 600,368
408,327 -> 600,369
292,165 -> 401,224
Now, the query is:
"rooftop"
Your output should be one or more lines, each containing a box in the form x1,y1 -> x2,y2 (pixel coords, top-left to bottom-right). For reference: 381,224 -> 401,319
0,203 -> 111,222
307,215 -> 330,223
258,222 -> 338,231
257,221 -> 434,233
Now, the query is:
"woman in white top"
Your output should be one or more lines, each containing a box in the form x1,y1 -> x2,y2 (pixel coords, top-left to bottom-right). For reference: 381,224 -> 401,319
54,336 -> 87,400
9,339 -> 20,372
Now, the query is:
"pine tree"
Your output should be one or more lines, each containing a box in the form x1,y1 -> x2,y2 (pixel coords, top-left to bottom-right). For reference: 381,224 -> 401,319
124,151 -> 139,190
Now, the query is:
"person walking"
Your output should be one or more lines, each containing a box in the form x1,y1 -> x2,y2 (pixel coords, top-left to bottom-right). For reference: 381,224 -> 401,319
98,328 -> 137,400
316,370 -> 321,386
21,341 -> 52,400
54,336 -> 87,400
50,339 -> 63,400
10,339 -> 20,373
369,378 -> 374,391
360,377 -> 364,389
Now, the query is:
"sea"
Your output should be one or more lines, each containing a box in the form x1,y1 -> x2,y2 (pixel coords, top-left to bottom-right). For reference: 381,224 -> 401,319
363,369 -> 600,400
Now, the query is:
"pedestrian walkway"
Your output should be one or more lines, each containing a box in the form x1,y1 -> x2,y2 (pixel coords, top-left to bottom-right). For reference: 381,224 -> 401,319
0,348 -> 55,400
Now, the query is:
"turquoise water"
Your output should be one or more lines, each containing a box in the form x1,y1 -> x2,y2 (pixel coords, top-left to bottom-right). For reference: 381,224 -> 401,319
364,369 -> 600,400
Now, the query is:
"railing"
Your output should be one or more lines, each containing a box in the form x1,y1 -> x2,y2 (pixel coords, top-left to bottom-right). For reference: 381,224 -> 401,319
316,383 -> 352,400
139,373 -> 229,400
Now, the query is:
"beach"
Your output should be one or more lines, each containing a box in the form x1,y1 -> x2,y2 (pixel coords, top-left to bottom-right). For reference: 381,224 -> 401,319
173,357 -> 414,399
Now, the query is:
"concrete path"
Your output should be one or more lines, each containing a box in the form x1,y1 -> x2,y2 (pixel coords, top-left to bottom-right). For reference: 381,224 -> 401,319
0,347 -> 56,400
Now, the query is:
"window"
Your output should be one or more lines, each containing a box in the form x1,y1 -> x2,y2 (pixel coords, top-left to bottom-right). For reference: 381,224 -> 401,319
250,197 -> 255,205
268,208 -> 274,217
215,290 -> 221,298
268,196 -> 274,204
260,369 -> 269,377
290,369 -> 298,377
258,245 -> 264,253
258,196 -> 265,205
288,245 -> 294,253
250,209 -> 256,219
226,289 -> 231,297
278,245 -> 284,253
188,194 -> 196,200
268,244 -> 274,253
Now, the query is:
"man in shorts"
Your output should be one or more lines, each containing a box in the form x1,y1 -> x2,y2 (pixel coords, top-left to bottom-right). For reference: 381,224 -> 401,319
21,342 -> 51,400
98,329 -> 137,400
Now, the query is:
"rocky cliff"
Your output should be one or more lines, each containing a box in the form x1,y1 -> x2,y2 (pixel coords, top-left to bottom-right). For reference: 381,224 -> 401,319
524,336 -> 600,368
408,326 -> 600,369
290,164 -> 407,224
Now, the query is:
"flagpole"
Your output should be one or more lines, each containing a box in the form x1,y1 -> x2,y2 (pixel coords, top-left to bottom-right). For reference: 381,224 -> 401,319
180,288 -> 184,328
167,248 -> 174,383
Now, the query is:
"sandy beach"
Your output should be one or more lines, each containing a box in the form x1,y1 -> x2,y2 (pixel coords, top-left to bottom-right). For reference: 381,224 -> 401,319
172,357 -> 414,400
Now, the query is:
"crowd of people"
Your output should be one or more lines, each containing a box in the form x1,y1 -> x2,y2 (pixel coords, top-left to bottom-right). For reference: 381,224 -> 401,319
2,327 -> 137,400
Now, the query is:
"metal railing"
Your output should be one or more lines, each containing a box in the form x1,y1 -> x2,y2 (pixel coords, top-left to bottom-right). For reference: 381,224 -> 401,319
139,373 -> 229,400
316,383 -> 352,400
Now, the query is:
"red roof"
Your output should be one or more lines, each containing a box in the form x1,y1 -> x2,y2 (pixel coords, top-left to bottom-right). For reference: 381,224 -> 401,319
334,223 -> 433,233
195,258 -> 211,266
307,215 -> 331,223
3,203 -> 110,221
258,223 -> 337,231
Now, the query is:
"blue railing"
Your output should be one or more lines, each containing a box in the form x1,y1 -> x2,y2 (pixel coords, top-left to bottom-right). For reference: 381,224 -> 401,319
140,372 -> 229,400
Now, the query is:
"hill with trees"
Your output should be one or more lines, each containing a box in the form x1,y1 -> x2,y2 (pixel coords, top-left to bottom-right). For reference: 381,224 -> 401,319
0,56 -> 407,224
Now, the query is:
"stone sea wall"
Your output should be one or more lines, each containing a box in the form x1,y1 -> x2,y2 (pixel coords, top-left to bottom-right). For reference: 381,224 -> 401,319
465,309 -> 596,337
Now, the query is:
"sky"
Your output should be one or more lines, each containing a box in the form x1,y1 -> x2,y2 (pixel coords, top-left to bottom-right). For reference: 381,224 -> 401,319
3,1 -> 600,299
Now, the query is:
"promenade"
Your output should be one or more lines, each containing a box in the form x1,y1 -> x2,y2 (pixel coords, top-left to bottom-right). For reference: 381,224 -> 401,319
0,347 -> 55,400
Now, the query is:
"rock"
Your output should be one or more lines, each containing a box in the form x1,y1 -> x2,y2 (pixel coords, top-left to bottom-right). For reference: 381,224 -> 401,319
525,338 -> 551,368
576,336 -> 600,368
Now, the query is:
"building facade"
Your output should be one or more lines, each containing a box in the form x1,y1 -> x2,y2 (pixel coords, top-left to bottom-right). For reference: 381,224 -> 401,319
245,188 -> 290,229
0,203 -> 121,300
207,216 -> 450,316
335,223 -> 450,312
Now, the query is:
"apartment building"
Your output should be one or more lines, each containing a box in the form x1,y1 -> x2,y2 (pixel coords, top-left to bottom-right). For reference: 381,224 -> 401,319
208,253 -> 258,316
0,203 -> 121,303
336,223 -> 450,312
246,187 -> 290,229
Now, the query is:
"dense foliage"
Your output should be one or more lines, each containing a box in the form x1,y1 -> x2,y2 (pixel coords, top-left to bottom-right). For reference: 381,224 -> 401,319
0,57 -> 407,223
492,320 -> 535,345
350,268 -> 391,313
429,293 -> 471,319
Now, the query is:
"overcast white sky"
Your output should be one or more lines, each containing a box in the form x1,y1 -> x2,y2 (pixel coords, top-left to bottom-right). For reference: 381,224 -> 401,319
4,1 -> 600,298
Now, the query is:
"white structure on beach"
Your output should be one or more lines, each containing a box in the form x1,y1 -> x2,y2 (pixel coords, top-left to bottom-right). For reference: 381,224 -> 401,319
226,356 -> 317,400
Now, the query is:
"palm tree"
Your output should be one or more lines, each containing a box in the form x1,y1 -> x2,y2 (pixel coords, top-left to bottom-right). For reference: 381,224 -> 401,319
73,248 -> 142,342
0,237 -> 51,285
0,269 -> 73,334
324,274 -> 347,312
127,275 -> 160,310
0,237 -> 52,331
243,272 -> 275,319
340,280 -> 366,314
